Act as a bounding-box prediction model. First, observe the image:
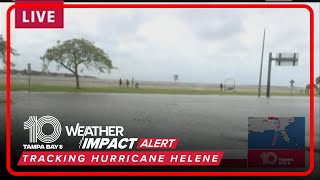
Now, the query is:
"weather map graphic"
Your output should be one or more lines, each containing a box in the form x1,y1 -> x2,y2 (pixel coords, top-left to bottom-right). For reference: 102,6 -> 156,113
248,117 -> 305,149
248,117 -> 305,168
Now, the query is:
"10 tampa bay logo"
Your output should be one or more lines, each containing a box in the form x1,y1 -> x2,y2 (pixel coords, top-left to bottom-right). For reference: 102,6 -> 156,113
23,115 -> 63,150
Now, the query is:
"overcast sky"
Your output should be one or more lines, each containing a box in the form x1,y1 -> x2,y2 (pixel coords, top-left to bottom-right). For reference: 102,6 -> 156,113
1,3 -> 319,87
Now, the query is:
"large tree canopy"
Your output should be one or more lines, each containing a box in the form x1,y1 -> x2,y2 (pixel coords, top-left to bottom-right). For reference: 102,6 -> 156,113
316,75 -> 320,85
0,35 -> 19,68
41,38 -> 114,88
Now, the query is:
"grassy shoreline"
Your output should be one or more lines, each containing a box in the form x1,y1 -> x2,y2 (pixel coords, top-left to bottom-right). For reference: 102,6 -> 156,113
0,84 -> 311,97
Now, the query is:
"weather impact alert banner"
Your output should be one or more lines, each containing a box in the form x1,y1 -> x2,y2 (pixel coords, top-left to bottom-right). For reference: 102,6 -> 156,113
18,116 -> 223,166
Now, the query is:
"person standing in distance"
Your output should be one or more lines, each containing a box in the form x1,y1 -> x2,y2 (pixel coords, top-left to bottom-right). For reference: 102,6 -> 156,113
119,78 -> 122,87
131,77 -> 134,88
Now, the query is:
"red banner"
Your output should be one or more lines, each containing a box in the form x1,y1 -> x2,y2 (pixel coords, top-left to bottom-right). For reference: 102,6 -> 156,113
15,0 -> 64,28
18,151 -> 224,166
18,151 -> 223,166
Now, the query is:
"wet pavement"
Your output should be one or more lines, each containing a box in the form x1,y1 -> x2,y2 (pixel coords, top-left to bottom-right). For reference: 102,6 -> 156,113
0,92 -> 319,177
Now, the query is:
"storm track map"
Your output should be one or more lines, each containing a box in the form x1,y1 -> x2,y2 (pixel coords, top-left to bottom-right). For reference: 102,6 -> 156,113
247,117 -> 305,168
248,117 -> 305,149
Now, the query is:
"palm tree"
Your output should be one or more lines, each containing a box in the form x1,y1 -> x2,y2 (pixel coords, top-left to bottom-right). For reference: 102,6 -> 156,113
290,80 -> 295,96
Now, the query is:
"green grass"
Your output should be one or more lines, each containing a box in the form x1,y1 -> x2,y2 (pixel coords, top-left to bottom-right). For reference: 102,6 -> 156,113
0,83 -> 312,97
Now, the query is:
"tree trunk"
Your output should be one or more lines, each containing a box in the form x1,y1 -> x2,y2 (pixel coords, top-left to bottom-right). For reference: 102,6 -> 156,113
74,64 -> 80,89
75,74 -> 80,89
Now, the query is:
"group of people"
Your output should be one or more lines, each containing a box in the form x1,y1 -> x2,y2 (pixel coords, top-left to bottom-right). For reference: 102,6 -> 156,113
119,77 -> 139,88
119,79 -> 223,90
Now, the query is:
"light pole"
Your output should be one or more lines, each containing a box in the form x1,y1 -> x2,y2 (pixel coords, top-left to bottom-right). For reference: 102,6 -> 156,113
258,28 -> 266,97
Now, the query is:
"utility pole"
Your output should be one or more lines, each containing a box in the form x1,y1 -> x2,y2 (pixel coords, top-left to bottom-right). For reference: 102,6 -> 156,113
27,63 -> 31,92
266,53 -> 273,98
258,28 -> 266,97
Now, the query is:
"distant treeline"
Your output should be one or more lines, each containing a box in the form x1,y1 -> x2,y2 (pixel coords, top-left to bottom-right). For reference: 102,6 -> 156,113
0,69 -> 96,79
